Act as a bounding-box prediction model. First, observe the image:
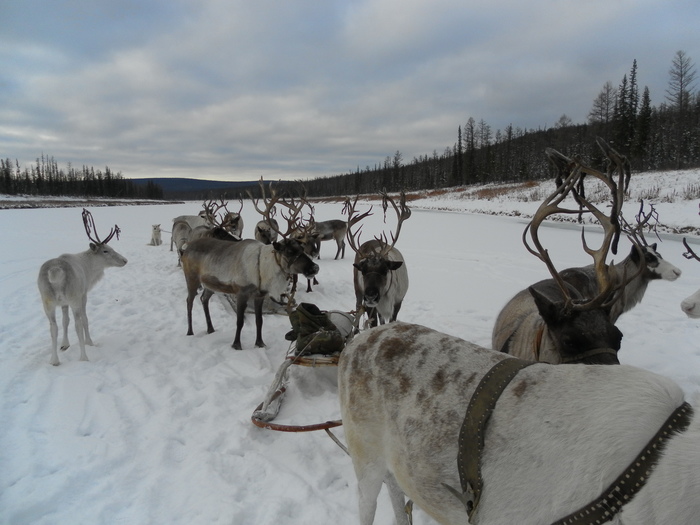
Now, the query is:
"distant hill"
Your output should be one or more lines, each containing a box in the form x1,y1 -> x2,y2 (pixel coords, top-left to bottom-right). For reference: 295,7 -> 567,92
130,177 -> 258,200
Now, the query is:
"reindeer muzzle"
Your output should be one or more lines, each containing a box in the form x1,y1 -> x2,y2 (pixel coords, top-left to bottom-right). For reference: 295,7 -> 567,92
304,263 -> 319,279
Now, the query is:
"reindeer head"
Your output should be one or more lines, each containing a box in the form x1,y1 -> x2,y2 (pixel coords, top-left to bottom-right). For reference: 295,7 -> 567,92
82,209 -> 128,267
249,178 -> 319,279
621,201 -> 682,282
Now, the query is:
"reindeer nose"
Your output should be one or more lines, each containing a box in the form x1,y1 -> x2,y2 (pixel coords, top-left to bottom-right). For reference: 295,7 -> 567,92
364,291 -> 379,306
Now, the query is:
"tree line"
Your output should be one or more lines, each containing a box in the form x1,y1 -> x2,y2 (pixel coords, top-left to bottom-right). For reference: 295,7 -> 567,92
297,50 -> 699,198
0,154 -> 164,200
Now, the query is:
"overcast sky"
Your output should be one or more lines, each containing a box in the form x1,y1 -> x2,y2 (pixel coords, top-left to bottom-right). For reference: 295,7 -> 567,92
2,1 -> 699,182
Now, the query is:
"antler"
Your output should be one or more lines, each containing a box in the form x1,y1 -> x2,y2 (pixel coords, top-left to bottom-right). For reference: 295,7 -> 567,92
620,199 -> 661,248
525,139 -> 626,311
248,178 -> 312,239
82,208 -> 120,244
376,190 -> 412,256
344,195 -> 373,255
683,238 -> 700,262
201,199 -> 231,227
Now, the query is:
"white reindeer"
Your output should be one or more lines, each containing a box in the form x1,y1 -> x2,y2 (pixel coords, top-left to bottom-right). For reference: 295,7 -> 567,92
148,224 -> 162,246
338,322 -> 700,525
170,208 -> 211,251
37,209 -> 127,365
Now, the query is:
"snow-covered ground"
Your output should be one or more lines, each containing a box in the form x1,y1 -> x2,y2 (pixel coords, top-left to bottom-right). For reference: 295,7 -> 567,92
1,170 -> 699,525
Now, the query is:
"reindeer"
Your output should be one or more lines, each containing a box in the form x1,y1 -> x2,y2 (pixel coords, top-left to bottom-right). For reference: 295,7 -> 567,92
681,238 -> 700,318
290,219 -> 322,293
346,191 -> 411,327
218,197 -> 244,238
37,209 -> 127,365
553,169 -> 681,322
338,321 -> 699,525
181,181 -> 319,350
188,201 -> 244,244
254,218 -> 279,245
249,179 -> 320,293
170,208 -> 211,251
171,220 -> 192,266
148,224 -> 162,246
492,140 -> 642,364
310,218 -> 347,259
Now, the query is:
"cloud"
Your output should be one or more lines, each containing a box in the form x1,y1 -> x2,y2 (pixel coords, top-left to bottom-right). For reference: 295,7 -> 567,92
1,0 -> 700,181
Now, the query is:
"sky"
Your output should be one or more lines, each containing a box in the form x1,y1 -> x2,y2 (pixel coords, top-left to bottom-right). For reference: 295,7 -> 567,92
2,0 -> 700,182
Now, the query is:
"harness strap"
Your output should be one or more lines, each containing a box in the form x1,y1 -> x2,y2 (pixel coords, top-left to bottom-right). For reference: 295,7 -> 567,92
560,347 -> 618,364
551,401 -> 693,525
445,357 -> 535,520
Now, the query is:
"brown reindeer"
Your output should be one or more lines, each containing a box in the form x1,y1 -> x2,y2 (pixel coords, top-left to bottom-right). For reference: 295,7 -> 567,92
181,185 -> 318,350
346,191 -> 411,327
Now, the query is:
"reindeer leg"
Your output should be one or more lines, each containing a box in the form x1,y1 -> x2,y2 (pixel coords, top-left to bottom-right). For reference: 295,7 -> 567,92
390,301 -> 403,323
81,294 -> 94,346
306,279 -> 313,293
60,305 -> 70,350
356,466 -> 384,525
232,293 -> 248,350
385,473 -> 411,525
253,294 -> 265,348
46,307 -> 60,366
186,286 -> 197,336
201,289 -> 216,334
71,305 -> 89,362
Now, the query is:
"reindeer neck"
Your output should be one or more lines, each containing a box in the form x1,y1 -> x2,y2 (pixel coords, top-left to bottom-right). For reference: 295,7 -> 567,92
609,256 -> 649,320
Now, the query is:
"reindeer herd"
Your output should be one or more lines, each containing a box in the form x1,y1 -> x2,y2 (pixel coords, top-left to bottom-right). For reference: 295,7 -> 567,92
37,139 -> 700,524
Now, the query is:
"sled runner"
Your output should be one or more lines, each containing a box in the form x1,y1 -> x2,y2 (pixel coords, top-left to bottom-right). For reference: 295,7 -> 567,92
251,303 -> 358,433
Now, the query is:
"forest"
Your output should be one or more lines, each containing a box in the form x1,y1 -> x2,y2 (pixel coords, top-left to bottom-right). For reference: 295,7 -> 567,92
0,155 -> 164,200
2,52 -> 698,201
300,52 -> 700,198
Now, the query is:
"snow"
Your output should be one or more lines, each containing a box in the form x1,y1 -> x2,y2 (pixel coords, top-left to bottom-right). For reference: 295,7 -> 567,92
1,171 -> 699,525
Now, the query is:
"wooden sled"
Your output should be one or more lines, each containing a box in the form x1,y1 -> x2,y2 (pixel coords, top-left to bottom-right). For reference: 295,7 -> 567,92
251,310 -> 356,433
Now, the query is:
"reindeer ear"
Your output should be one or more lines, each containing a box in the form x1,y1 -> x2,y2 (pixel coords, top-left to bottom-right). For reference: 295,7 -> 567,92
89,242 -> 98,252
629,244 -> 641,262
272,241 -> 282,251
529,286 -> 561,324
386,261 -> 404,271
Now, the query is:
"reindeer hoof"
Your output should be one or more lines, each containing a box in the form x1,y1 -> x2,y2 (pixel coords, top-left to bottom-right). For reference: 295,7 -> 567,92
255,341 -> 266,349
60,344 -> 70,351
232,342 -> 242,350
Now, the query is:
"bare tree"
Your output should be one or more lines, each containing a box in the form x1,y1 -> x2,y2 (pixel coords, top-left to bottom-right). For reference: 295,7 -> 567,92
666,50 -> 697,168
588,81 -> 617,125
